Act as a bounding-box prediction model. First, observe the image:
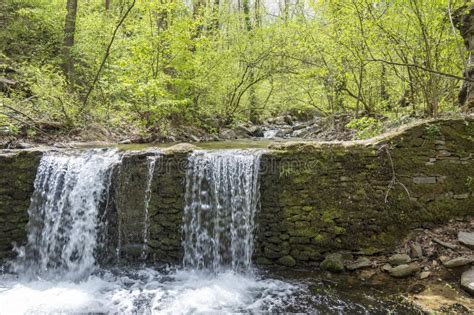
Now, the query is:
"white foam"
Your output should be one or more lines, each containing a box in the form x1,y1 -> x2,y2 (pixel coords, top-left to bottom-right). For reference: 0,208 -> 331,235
0,270 -> 300,314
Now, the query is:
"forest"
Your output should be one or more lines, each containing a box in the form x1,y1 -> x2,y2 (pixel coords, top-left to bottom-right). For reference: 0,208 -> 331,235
0,0 -> 473,142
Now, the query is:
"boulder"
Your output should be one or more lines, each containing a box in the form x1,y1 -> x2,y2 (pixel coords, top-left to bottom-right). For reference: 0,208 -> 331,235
461,267 -> 474,296
389,263 -> 421,278
320,253 -> 345,273
389,253 -> 411,266
458,231 -> 474,249
346,257 -> 371,271
441,256 -> 473,268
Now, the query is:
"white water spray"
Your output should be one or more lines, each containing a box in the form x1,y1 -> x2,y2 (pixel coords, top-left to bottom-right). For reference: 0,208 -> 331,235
183,150 -> 262,273
14,149 -> 120,281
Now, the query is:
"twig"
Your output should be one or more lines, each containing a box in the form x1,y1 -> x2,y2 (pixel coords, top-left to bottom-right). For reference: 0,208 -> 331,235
82,0 -> 136,110
448,0 -> 467,68
365,58 -> 471,82
0,110 -> 52,138
1,102 -> 37,123
379,144 -> 411,203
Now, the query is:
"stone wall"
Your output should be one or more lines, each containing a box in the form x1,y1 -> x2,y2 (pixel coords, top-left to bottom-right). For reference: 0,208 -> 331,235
0,150 -> 41,260
0,118 -> 472,268
102,150 -> 187,265
256,118 -> 474,267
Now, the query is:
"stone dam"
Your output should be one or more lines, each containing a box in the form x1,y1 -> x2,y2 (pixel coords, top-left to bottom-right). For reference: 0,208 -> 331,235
1,117 -> 472,268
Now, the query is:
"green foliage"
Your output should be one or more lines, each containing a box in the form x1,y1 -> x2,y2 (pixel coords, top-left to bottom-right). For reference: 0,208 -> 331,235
346,117 -> 383,139
0,0 -> 468,138
466,176 -> 473,192
425,124 -> 442,138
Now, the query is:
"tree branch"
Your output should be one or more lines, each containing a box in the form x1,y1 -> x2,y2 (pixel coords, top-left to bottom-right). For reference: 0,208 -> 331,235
365,58 -> 473,82
82,0 -> 136,110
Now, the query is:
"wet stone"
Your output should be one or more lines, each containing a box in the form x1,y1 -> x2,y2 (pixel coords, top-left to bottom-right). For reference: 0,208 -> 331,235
389,254 -> 411,267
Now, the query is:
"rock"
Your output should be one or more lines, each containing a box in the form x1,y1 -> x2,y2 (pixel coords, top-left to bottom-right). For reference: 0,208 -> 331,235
389,254 -> 411,266
358,269 -> 376,280
420,271 -> 431,280
0,126 -> 11,136
441,257 -> 474,268
381,263 -> 393,272
277,255 -> 296,267
119,139 -> 132,144
389,264 -> 421,278
219,128 -> 238,140
433,238 -> 458,250
458,231 -> 474,249
461,267 -> 474,296
188,134 -> 201,142
410,242 -> 423,259
320,253 -> 345,273
291,124 -> 306,131
256,257 -> 273,265
413,176 -> 437,184
248,126 -> 264,138
163,143 -> 198,153
346,257 -> 371,271
16,142 -> 32,149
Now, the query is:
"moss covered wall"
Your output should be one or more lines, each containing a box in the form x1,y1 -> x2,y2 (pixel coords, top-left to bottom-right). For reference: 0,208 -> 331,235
0,150 -> 41,260
107,151 -> 187,265
256,118 -> 474,267
0,118 -> 472,267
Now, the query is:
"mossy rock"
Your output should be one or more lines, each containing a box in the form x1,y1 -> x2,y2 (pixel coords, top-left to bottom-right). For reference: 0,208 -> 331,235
276,255 -> 297,267
320,253 -> 345,273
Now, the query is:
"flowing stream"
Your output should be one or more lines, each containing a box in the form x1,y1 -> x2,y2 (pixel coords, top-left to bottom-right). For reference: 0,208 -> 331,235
0,148 -> 414,314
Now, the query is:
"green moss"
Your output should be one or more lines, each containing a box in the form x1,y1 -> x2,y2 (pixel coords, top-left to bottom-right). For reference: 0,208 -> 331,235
276,255 -> 296,267
320,253 -> 344,273
313,234 -> 325,243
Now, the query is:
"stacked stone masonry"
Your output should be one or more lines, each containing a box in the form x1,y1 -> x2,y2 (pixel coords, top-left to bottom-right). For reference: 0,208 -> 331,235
0,118 -> 472,267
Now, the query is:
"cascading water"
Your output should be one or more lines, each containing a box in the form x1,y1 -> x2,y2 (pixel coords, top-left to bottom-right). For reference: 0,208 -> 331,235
141,155 -> 159,260
0,147 -> 411,314
183,150 -> 262,273
14,149 -> 120,281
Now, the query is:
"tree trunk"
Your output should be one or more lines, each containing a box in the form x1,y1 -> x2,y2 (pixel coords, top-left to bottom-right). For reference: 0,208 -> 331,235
105,0 -> 110,11
455,4 -> 474,111
212,0 -> 220,31
63,0 -> 78,83
243,0 -> 258,123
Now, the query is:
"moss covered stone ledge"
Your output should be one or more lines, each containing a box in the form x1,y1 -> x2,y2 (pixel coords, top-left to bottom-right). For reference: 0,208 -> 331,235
0,149 -> 42,260
255,117 -> 474,267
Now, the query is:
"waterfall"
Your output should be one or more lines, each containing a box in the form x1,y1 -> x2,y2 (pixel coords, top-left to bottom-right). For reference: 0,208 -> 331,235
183,150 -> 262,273
141,155 -> 159,260
15,149 -> 120,281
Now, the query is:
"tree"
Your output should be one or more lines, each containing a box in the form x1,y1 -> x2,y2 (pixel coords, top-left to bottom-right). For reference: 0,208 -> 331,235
63,0 -> 78,83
